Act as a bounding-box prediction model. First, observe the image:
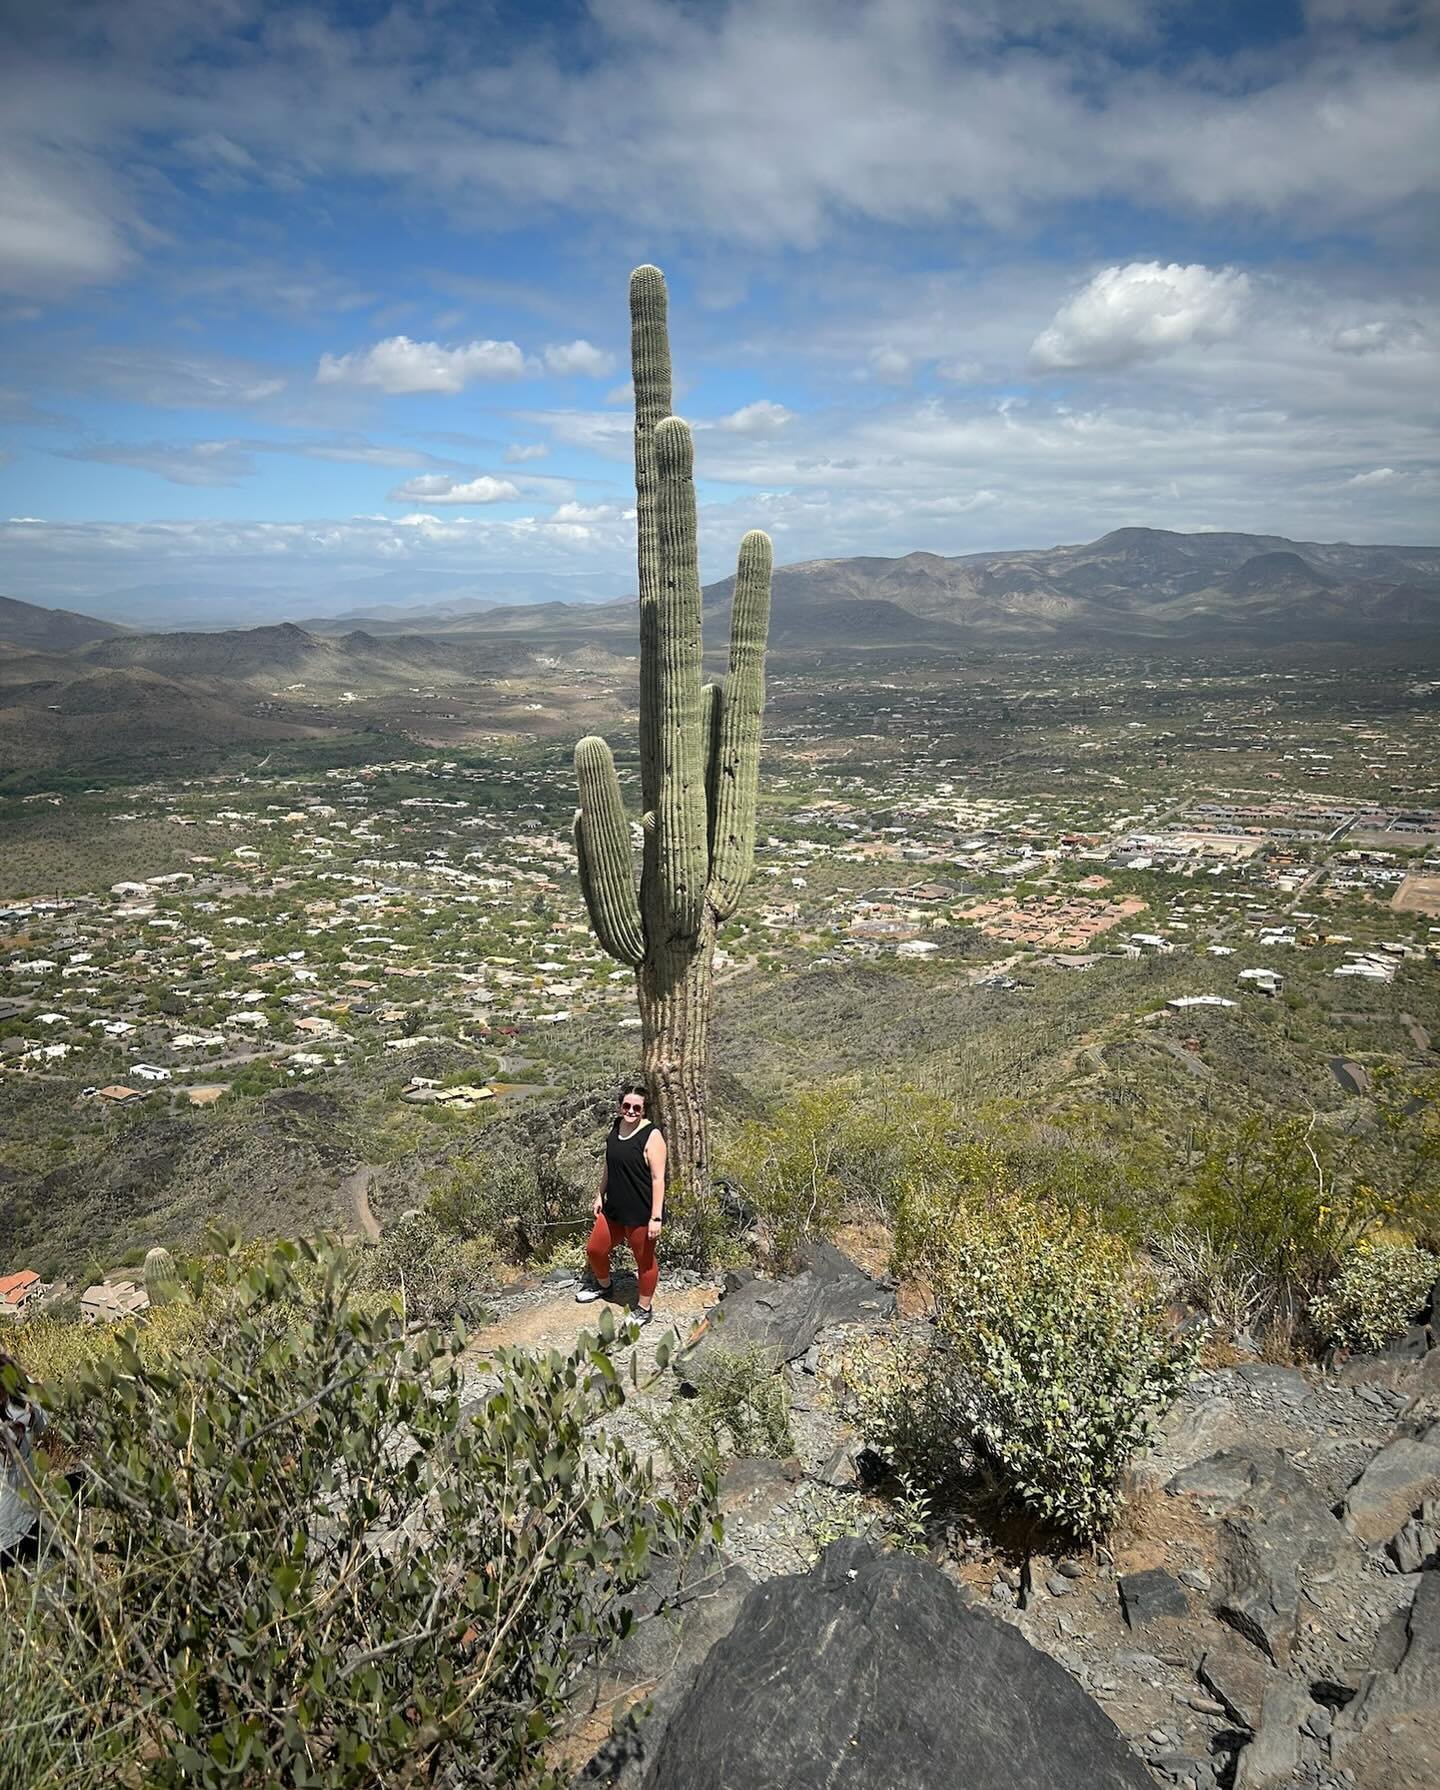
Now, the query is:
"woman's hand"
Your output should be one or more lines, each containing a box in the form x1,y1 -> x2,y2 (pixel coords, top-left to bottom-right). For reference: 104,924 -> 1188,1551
593,1193 -> 603,1217
647,1216 -> 663,1241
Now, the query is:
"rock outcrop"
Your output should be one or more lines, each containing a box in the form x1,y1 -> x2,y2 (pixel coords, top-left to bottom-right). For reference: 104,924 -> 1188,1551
681,1239 -> 895,1374
581,1538 -> 1152,1789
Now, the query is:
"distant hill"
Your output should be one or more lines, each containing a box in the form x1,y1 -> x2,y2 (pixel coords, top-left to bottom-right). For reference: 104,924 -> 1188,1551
0,594 -> 128,653
3,528 -> 1437,768
0,666 -> 328,770
75,621 -> 529,694
290,527 -> 1440,647
695,529 -> 1440,646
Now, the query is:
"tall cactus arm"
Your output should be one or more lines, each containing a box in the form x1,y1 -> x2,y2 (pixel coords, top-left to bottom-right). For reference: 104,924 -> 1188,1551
701,679 -> 724,861
574,735 -> 644,966
651,415 -> 708,938
707,529 -> 772,920
631,265 -> 672,851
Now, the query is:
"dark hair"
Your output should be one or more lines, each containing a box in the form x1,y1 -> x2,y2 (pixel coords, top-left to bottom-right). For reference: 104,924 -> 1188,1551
617,1082 -> 648,1110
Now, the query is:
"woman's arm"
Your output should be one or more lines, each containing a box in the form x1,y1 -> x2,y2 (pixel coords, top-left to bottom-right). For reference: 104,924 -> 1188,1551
645,1132 -> 667,1235
594,1155 -> 607,1217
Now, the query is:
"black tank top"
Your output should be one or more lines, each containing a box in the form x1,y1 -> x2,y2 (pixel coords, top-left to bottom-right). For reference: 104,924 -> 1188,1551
604,1119 -> 657,1225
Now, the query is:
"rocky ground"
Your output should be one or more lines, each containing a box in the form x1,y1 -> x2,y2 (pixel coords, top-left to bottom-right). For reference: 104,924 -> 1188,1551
458,1245 -> 1440,1790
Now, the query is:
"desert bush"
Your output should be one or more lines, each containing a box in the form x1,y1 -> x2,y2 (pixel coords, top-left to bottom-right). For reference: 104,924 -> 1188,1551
843,1329 -> 977,1489
897,1189 -> 1195,1541
368,1208 -> 494,1323
7,1297 -> 212,1397
1177,1116 -> 1432,1328
721,1083 -> 962,1270
7,1239 -> 715,1789
646,1344 -> 793,1478
1152,1224 -> 1272,1340
430,1149 -> 550,1258
1310,1242 -> 1438,1353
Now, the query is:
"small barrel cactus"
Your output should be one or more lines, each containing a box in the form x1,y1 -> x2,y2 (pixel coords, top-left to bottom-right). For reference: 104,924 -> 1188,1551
144,1245 -> 182,1306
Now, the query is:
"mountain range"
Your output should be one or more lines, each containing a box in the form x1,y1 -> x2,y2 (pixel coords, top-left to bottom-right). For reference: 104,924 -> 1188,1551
1,528 -> 1436,770
280,526 -> 1440,646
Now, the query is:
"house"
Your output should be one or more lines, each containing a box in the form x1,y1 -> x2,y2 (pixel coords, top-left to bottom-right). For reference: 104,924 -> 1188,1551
1237,968 -> 1283,996
96,1084 -> 146,1105
1167,996 -> 1237,1010
79,1280 -> 150,1324
0,1271 -> 44,1320
128,1063 -> 173,1083
186,1085 -> 227,1107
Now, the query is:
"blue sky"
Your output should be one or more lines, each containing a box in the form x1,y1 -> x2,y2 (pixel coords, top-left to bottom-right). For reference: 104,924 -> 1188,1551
0,0 -> 1436,624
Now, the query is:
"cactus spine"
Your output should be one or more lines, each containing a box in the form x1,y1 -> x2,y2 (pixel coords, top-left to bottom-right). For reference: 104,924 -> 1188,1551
574,265 -> 772,1219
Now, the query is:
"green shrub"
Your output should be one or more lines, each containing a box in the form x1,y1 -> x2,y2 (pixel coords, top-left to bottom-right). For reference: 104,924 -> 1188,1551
646,1344 -> 793,1478
430,1149 -> 550,1258
368,1209 -> 494,1323
8,1240 -> 715,1789
721,1083 -> 962,1270
898,1189 -> 1195,1541
1178,1117 -> 1430,1325
842,1330 -> 977,1490
1310,1243 -> 1438,1352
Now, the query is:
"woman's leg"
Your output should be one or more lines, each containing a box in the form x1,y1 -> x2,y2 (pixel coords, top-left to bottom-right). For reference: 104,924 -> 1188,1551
626,1224 -> 658,1307
585,1212 -> 618,1285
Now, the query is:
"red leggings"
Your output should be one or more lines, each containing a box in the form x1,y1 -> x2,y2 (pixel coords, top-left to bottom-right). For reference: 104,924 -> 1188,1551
586,1212 -> 658,1303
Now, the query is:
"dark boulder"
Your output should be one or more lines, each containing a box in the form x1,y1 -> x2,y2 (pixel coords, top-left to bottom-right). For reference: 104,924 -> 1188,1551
574,1552 -> 755,1790
681,1239 -> 895,1375
584,1537 -> 1152,1790
1168,1446 -> 1350,1665
1118,1567 -> 1190,1629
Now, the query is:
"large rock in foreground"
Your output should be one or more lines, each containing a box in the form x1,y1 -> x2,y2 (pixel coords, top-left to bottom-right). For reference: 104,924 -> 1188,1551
593,1537 -> 1151,1790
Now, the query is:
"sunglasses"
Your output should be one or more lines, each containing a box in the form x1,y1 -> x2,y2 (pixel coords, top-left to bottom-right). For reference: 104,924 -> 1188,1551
620,1101 -> 644,1113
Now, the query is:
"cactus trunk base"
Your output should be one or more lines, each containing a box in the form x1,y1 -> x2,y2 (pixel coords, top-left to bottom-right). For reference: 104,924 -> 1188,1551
638,910 -> 717,1219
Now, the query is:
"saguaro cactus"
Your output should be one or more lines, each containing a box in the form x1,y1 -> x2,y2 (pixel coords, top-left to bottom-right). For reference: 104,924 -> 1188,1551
574,264 -> 772,1217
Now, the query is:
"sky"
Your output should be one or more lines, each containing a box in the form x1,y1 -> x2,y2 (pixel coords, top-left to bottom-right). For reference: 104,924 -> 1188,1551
0,0 -> 1436,626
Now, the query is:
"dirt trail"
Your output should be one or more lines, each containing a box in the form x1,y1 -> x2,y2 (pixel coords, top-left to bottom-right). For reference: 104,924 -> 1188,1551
464,1282 -> 718,1361
340,1165 -> 381,1242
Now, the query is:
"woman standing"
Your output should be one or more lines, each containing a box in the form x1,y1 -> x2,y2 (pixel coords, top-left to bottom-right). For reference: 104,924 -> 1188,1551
577,1083 -> 665,1324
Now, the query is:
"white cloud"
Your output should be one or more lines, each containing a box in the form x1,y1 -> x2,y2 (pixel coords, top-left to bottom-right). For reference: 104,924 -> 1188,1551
1030,262 -> 1252,371
504,442 -> 549,462
317,335 -> 527,394
61,439 -> 257,487
300,440 -> 443,468
716,400 -> 794,435
386,473 -> 520,504
1346,466 -> 1398,486
18,347 -> 285,410
868,345 -> 912,382
0,147 -> 136,295
542,339 -> 616,377
550,501 -> 620,523
1330,319 -> 1424,355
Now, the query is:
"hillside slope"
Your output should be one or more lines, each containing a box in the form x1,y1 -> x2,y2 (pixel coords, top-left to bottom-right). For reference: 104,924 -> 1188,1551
0,594 -> 129,652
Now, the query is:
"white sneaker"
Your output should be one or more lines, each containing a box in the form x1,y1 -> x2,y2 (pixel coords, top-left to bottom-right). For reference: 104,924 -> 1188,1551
575,1273 -> 612,1304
